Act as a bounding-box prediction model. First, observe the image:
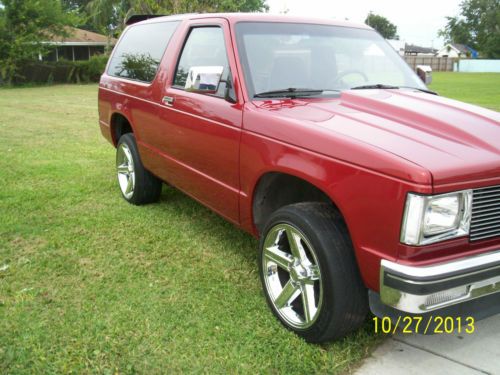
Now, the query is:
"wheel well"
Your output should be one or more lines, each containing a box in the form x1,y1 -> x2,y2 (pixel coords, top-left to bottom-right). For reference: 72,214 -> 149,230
110,113 -> 133,146
252,173 -> 335,233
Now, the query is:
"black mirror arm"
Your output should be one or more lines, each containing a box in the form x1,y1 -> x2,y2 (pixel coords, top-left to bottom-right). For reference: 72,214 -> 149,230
221,76 -> 237,104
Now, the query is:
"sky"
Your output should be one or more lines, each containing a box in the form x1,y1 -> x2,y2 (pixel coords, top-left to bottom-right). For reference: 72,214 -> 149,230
266,0 -> 462,48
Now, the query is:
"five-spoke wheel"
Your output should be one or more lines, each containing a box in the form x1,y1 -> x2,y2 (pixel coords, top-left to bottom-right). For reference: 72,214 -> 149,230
262,224 -> 323,329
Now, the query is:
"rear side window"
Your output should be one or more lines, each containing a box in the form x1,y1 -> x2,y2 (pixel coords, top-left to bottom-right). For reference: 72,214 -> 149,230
108,21 -> 180,83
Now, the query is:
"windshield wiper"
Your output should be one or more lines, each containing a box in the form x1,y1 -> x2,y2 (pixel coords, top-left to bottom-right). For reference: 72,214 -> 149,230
254,88 -> 328,98
398,85 -> 437,95
351,84 -> 437,95
351,84 -> 399,90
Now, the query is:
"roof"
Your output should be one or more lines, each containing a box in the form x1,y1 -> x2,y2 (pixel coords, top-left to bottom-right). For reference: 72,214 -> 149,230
134,12 -> 372,30
405,43 -> 437,54
451,43 -> 470,54
44,26 -> 117,46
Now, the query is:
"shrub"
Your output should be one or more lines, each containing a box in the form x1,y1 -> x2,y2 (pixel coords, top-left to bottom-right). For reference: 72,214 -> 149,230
71,55 -> 109,83
13,54 -> 109,85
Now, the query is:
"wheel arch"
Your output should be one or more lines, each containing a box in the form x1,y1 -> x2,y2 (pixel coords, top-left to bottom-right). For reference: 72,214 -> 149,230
251,171 -> 346,235
110,112 -> 135,147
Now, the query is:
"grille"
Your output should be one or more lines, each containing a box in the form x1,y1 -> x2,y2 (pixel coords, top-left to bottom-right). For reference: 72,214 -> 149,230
470,185 -> 500,241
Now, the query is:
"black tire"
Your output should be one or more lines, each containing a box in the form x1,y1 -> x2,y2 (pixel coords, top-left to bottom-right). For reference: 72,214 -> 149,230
259,202 -> 368,342
116,133 -> 162,205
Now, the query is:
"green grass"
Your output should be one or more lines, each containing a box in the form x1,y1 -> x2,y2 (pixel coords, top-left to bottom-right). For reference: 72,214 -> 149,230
1,73 -> 498,374
0,85 -> 382,374
429,72 -> 500,111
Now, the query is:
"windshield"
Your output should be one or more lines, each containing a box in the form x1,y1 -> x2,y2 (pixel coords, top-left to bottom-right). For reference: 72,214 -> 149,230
235,22 -> 426,98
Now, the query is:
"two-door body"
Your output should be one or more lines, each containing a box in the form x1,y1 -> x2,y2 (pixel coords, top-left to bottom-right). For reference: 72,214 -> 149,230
99,13 -> 500,340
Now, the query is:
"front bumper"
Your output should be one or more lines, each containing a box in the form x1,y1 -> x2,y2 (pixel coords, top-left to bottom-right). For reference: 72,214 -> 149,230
379,250 -> 500,314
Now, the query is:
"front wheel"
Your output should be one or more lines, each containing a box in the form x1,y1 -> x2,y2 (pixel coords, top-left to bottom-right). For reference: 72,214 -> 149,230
116,133 -> 162,205
259,202 -> 368,342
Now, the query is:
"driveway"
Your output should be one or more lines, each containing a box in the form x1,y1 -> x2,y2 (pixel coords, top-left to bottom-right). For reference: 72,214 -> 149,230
355,314 -> 500,374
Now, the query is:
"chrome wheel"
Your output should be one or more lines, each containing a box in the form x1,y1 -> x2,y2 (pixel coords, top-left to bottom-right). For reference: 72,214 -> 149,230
262,223 -> 323,329
116,143 -> 135,199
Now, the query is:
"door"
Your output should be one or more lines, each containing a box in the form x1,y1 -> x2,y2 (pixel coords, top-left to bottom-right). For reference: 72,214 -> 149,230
152,20 -> 242,223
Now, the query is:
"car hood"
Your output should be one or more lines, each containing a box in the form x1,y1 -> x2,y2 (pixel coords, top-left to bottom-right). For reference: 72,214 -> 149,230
253,89 -> 500,187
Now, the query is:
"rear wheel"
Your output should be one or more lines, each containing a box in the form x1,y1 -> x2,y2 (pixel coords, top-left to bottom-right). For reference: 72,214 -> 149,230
259,202 -> 368,342
116,133 -> 162,205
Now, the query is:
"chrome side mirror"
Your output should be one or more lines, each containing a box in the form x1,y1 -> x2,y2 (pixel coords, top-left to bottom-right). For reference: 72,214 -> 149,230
416,65 -> 432,85
185,66 -> 224,94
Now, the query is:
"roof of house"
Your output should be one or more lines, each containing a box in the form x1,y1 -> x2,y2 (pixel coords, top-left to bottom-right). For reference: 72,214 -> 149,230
449,43 -> 479,55
45,26 -> 117,46
405,43 -> 437,54
450,43 -> 470,54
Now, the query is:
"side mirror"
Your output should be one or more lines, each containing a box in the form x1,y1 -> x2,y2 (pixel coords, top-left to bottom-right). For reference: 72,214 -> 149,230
416,65 -> 432,85
185,66 -> 224,94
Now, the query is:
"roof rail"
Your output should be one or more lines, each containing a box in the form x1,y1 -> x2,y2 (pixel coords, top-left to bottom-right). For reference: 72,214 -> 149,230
125,14 -> 166,26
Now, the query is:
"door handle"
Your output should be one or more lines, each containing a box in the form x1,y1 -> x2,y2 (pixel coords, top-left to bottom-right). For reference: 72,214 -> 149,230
162,96 -> 174,106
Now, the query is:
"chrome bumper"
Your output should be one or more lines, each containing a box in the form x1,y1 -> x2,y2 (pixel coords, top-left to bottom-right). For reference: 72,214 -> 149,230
380,250 -> 500,314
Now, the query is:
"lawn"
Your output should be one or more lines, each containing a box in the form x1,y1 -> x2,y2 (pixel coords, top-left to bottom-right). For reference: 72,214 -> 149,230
0,85 -> 381,374
429,72 -> 500,111
1,73 -> 498,374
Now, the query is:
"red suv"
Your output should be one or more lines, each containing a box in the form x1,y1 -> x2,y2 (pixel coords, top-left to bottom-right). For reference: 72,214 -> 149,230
98,13 -> 500,342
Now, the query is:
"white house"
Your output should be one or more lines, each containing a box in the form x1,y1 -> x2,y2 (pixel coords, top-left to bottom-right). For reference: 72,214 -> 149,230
436,43 -> 478,58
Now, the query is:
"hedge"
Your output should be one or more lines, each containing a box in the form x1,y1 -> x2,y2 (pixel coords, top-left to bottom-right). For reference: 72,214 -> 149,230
14,55 -> 109,84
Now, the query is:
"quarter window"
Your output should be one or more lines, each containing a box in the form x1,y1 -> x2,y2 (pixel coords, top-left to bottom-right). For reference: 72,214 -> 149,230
173,27 -> 231,97
108,21 -> 179,83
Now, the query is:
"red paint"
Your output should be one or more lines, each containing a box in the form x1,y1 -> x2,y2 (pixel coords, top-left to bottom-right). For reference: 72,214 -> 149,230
98,13 -> 500,293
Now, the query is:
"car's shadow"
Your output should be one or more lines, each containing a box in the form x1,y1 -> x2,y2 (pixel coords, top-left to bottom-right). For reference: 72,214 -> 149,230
156,184 -> 259,268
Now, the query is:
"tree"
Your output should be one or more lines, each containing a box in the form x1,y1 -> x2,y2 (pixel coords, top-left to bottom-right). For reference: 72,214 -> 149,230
0,0 -> 77,84
438,17 -> 472,46
62,0 -> 93,12
84,0 -> 268,37
364,12 -> 399,39
439,0 -> 500,58
61,1 -> 96,28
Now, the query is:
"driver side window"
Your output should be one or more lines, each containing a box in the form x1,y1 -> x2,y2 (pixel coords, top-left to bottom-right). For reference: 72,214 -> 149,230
173,26 -> 231,98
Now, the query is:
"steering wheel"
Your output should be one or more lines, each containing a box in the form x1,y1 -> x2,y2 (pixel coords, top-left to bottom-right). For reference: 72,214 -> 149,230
332,70 -> 369,87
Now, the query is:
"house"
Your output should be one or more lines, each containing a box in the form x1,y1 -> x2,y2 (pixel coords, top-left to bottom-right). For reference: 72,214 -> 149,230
436,43 -> 478,58
404,44 -> 437,56
40,26 -> 117,62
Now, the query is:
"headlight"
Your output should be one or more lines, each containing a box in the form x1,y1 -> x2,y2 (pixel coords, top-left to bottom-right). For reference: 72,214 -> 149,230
401,190 -> 472,245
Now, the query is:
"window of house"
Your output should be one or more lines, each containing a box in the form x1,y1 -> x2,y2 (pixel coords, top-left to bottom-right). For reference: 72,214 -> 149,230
74,46 -> 89,60
58,46 -> 73,61
89,46 -> 105,57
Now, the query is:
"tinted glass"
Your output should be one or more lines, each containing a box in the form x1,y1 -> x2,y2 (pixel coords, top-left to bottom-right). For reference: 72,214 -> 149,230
173,27 -> 230,97
235,22 -> 425,97
108,21 -> 179,82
